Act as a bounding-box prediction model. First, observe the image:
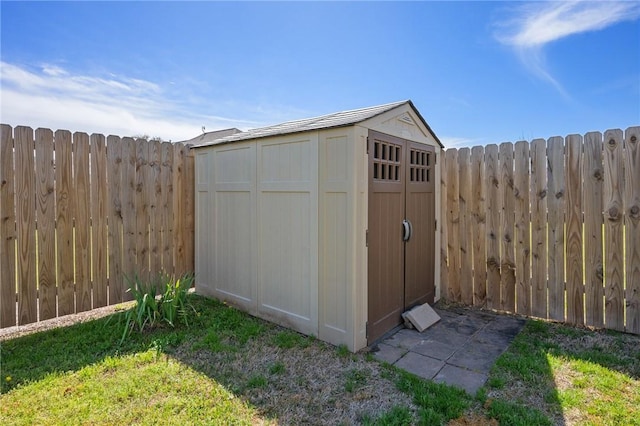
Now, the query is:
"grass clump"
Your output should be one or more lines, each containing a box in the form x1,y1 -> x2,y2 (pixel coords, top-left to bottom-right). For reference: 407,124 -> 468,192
344,368 -> 369,392
362,405 -> 414,425
271,330 -> 312,349
119,273 -> 194,343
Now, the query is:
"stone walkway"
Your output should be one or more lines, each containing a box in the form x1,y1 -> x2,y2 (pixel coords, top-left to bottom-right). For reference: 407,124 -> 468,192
371,306 -> 526,395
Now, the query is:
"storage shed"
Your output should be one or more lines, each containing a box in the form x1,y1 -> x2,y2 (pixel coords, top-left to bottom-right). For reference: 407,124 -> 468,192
194,100 -> 443,352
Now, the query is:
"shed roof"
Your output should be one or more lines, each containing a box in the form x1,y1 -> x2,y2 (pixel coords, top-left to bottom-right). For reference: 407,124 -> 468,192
178,128 -> 241,145
193,100 -> 443,148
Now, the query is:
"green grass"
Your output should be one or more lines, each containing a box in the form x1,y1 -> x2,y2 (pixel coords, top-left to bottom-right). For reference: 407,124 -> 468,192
487,319 -> 640,425
271,329 -> 313,349
3,297 -> 639,425
0,297 -> 267,425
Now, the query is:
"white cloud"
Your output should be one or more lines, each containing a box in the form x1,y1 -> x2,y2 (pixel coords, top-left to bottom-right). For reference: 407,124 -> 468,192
0,62 -> 257,141
495,1 -> 640,95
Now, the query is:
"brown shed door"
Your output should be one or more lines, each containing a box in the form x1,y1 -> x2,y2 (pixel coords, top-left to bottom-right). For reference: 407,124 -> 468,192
367,131 -> 435,344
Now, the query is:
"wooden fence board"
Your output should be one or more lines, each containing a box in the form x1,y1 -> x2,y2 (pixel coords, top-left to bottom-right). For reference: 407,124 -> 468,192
500,143 -> 516,312
15,127 -> 37,324
439,152 -> 449,299
161,142 -> 174,275
135,139 -> 150,283
149,141 -> 162,278
471,146 -> 486,306
74,133 -> 92,312
55,130 -> 75,316
121,137 -> 137,291
458,148 -> 472,305
603,129 -> 624,331
35,128 -> 57,320
0,125 -> 17,327
107,136 -> 123,304
91,134 -> 108,308
565,134 -> 584,325
624,126 -> 640,334
530,138 -> 548,318
174,143 -> 187,275
547,137 -> 565,321
514,141 -> 531,315
485,144 -> 501,309
446,149 -> 460,300
583,132 -> 604,328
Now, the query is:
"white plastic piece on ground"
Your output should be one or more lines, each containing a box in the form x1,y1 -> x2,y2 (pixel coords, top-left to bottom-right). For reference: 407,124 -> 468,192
401,303 -> 441,332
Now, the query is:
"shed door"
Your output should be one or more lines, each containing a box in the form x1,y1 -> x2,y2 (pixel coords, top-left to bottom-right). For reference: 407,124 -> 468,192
367,131 -> 435,344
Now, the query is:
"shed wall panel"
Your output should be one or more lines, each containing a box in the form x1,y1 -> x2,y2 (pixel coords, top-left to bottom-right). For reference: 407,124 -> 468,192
257,136 -> 318,335
210,144 -> 257,312
319,130 -> 356,348
195,152 -> 211,292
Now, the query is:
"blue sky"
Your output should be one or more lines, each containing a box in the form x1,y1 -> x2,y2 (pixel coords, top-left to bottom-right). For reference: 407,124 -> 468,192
1,1 -> 639,147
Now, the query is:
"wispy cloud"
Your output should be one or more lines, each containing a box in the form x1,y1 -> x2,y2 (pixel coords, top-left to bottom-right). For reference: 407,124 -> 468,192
495,1 -> 640,96
0,62 -> 258,141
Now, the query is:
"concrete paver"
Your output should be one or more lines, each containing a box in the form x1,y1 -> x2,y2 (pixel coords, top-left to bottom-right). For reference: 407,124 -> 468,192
433,364 -> 488,395
372,343 -> 407,364
394,352 -> 445,380
372,305 -> 526,395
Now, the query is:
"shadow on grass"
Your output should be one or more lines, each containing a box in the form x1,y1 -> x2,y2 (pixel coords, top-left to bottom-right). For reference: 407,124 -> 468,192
486,318 -> 640,426
0,296 -> 241,393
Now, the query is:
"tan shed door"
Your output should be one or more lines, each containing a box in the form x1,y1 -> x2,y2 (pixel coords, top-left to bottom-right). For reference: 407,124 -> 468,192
367,131 -> 435,344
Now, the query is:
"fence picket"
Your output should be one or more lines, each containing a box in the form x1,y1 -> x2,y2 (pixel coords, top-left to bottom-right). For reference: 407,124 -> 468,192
15,127 -> 37,324
458,148 -> 472,305
107,136 -> 123,304
530,138 -> 547,318
547,137 -> 565,321
471,146 -> 486,306
439,153 -> 449,299
149,141 -> 162,278
603,129 -> 624,331
91,134 -> 108,308
161,142 -> 174,275
446,149 -> 460,300
624,126 -> 640,334
583,132 -> 604,328
173,143 -> 187,275
0,125 -> 17,327
35,128 -> 56,320
565,134 -> 584,325
121,137 -> 136,293
55,130 -> 75,316
485,144 -> 501,309
74,132 -> 92,312
514,141 -> 531,316
135,139 -> 150,283
500,143 -> 516,312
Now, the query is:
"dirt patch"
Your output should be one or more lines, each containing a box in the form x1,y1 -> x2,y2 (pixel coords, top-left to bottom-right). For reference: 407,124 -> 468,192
448,414 -> 498,426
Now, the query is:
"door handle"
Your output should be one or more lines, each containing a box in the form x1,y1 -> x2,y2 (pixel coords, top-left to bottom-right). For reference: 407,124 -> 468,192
402,219 -> 412,242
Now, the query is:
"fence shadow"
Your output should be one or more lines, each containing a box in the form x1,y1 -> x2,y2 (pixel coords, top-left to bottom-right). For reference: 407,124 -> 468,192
488,317 -> 640,425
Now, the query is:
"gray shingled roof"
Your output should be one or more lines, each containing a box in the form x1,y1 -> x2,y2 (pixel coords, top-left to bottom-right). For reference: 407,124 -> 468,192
192,100 -> 442,148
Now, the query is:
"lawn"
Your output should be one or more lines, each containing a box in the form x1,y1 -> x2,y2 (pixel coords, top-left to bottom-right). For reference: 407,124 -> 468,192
1,295 -> 639,425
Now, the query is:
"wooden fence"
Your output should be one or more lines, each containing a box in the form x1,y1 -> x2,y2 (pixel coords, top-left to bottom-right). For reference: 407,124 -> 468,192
0,125 -> 194,328
440,126 -> 640,334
